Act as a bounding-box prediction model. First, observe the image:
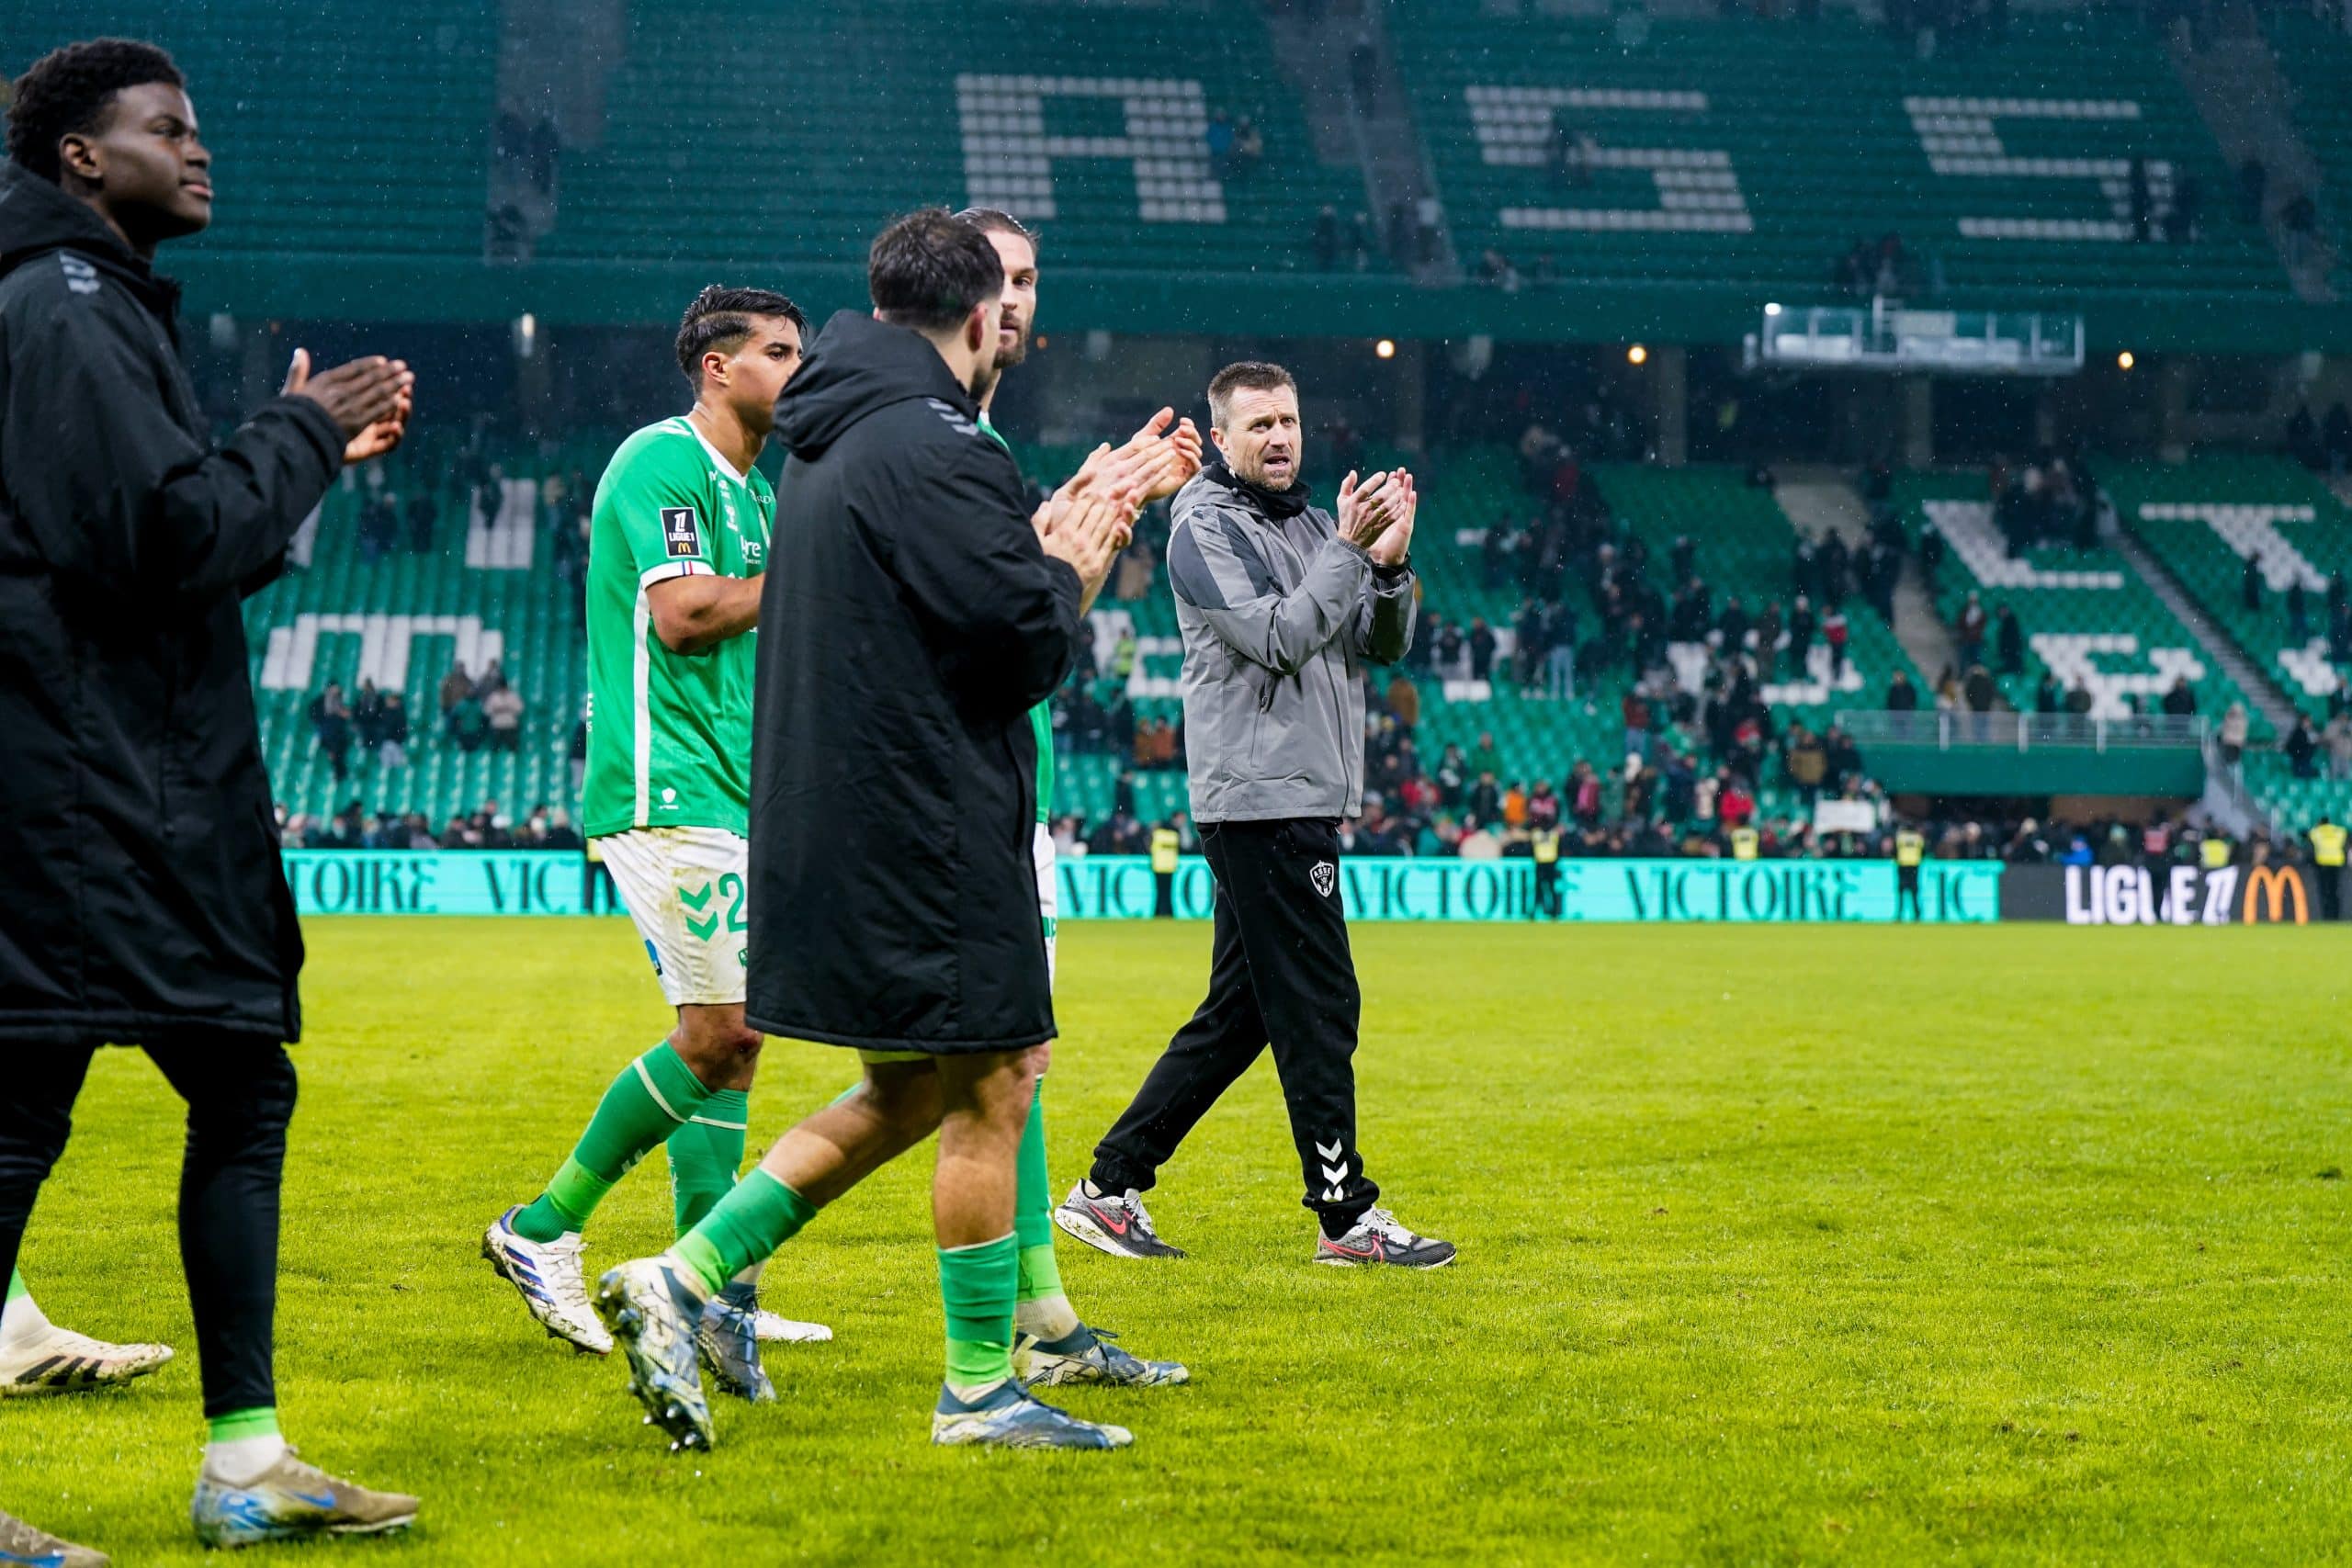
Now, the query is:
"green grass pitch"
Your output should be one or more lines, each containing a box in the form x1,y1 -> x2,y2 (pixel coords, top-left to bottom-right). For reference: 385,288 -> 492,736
8,919 -> 2350,1564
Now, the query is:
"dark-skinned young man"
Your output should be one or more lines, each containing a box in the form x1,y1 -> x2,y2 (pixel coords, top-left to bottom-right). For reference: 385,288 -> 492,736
0,37 -> 416,1561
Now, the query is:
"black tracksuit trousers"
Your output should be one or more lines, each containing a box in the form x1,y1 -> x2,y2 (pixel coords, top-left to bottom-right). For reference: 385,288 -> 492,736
0,1039 -> 297,1417
1091,817 -> 1378,1235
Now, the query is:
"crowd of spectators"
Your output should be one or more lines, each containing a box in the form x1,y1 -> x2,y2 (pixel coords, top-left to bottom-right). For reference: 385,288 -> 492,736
308,660 -> 527,783
279,798 -> 584,852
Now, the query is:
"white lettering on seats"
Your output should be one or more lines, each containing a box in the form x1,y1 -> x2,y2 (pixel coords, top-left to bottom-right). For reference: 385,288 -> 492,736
1467,85 -> 1752,234
957,73 -> 1224,223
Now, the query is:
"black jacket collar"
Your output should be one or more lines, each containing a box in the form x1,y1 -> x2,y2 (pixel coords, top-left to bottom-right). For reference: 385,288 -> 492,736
774,310 -> 978,458
0,163 -> 182,332
1202,456 -> 1312,520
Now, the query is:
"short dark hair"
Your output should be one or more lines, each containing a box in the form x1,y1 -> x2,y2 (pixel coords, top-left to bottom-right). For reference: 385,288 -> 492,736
868,208 -> 1003,335
953,206 -> 1041,258
674,285 -> 806,385
6,38 -> 184,184
1207,361 -> 1298,430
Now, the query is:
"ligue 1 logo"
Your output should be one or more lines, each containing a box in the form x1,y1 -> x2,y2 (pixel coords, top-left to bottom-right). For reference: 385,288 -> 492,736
661,506 -> 702,558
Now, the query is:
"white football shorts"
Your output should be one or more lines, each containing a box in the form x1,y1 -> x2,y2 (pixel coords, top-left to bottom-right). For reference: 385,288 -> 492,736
597,826 -> 748,1007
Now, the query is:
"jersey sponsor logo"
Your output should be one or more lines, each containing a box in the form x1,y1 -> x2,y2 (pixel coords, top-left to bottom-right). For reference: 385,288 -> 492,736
661,506 -> 703,558
1310,861 -> 1337,898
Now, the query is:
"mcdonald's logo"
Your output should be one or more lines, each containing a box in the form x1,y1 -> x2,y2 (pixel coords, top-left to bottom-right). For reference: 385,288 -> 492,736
2241,865 -> 2310,925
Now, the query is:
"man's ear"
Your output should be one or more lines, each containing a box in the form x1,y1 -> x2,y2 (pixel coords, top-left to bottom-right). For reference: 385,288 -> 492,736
58,132 -> 102,185
1208,425 -> 1229,458
967,300 -> 993,355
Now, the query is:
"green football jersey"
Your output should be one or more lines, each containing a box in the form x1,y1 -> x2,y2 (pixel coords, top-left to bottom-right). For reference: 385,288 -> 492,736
582,416 -> 774,839
976,413 -> 1058,826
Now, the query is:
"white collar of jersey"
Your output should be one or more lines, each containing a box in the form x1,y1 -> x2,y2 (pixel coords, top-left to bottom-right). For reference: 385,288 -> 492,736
679,414 -> 749,486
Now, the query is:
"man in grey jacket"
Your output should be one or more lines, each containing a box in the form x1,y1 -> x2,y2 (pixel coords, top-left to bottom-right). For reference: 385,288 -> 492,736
1055,362 -> 1455,1269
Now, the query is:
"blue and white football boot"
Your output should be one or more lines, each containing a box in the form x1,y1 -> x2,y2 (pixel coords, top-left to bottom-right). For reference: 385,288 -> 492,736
1012,1324 -> 1189,1389
482,1207 -> 612,1355
930,1381 -> 1133,1450
696,1281 -> 776,1404
596,1257 -> 715,1452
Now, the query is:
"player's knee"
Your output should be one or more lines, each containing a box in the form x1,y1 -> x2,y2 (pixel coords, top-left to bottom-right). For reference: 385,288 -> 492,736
858,1070 -> 943,1140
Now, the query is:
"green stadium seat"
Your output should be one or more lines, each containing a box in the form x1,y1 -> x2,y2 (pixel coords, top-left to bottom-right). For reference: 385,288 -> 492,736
1389,7 -> 2287,310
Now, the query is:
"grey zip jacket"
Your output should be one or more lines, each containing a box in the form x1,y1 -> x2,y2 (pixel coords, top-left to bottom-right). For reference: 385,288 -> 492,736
1163,462 -> 1417,823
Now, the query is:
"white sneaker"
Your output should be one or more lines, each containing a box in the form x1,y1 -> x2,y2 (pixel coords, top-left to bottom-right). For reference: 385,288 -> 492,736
0,1322 -> 173,1396
482,1207 -> 613,1354
753,1309 -> 832,1345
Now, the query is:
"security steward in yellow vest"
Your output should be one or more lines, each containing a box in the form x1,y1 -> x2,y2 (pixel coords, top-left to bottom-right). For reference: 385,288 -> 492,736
2199,831 -> 2233,872
1531,827 -> 1563,919
2312,817 -> 2346,922
1150,824 -> 1182,919
1729,825 -> 1759,862
1894,825 -> 1927,921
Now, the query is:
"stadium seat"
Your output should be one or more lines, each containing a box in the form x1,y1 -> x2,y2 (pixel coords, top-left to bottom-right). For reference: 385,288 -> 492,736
7,0 -> 500,259
1388,6 -> 2286,309
539,0 -> 1371,277
1891,470 -> 2259,728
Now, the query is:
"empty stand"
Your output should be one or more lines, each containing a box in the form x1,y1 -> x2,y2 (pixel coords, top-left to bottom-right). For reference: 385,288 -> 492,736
1390,7 -> 2287,307
538,0 -> 1367,277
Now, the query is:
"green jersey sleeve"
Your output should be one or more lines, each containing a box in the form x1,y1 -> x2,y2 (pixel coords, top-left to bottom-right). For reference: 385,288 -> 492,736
603,429 -> 718,589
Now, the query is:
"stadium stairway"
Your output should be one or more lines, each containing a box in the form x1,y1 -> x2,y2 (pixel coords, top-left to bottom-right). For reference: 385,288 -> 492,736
2263,10 -> 2352,295
2104,453 -> 2350,728
1891,470 -> 2263,728
2169,14 -> 2339,300
2109,527 -> 2300,735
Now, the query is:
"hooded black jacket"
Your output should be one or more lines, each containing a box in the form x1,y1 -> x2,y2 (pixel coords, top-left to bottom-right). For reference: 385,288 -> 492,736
745,310 -> 1083,1053
0,164 -> 345,1045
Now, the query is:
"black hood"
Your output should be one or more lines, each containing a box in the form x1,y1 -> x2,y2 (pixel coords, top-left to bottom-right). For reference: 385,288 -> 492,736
774,309 -> 978,459
0,163 -> 180,323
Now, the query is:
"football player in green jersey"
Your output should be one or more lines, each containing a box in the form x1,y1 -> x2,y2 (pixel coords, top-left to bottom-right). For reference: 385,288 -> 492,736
485,288 -> 825,1395
593,214 -> 1196,1454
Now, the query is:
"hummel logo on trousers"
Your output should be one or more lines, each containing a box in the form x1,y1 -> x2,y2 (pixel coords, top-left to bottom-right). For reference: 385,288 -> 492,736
1087,817 -> 1377,1230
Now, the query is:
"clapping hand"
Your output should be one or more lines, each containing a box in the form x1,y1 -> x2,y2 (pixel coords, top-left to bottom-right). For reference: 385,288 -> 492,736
284,349 -> 414,464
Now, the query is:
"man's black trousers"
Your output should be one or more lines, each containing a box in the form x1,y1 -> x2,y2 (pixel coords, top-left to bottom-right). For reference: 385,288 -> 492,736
0,1039 -> 296,1416
1895,864 -> 1922,920
1090,817 -> 1377,1234
2323,867 -> 2344,922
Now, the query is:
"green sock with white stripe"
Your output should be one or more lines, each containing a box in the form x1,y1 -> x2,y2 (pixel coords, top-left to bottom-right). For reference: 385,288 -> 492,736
666,1089 -> 750,1235
512,1043 -> 715,1244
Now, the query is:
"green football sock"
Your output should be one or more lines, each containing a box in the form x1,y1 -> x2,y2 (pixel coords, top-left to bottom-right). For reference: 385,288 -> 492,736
669,1168 -> 817,1296
513,1043 -> 717,1244
1013,1081 -> 1053,1253
1012,1082 -> 1080,1339
667,1089 -> 750,1235
939,1233 -> 1018,1395
207,1406 -> 279,1443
